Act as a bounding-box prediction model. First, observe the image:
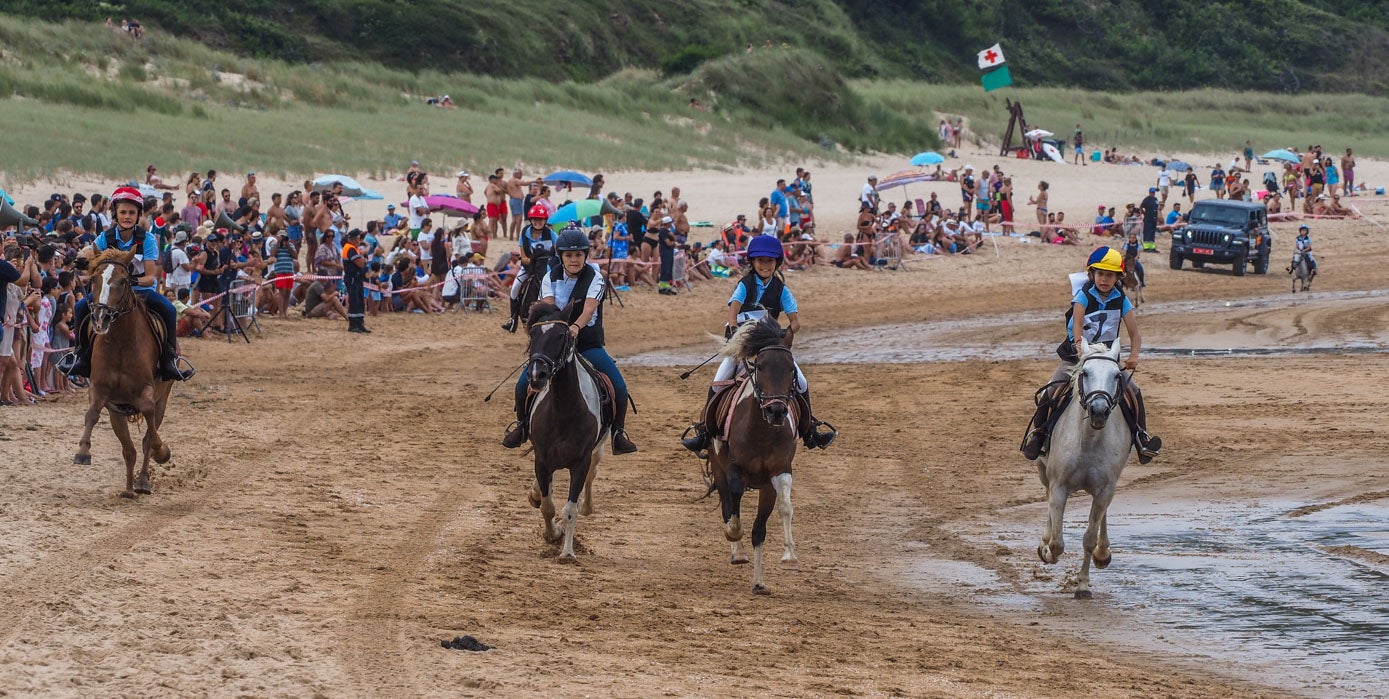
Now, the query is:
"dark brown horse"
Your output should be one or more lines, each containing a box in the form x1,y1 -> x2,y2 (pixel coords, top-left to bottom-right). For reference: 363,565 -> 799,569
706,317 -> 799,592
73,249 -> 172,497
522,302 -> 607,560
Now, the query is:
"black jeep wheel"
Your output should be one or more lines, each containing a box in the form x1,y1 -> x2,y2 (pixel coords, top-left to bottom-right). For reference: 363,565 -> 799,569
1169,249 -> 1183,270
1233,252 -> 1247,276
1253,251 -> 1269,275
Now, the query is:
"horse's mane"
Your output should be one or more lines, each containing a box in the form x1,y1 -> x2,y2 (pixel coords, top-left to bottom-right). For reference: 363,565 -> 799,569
527,301 -> 568,327
93,248 -> 134,268
721,316 -> 784,361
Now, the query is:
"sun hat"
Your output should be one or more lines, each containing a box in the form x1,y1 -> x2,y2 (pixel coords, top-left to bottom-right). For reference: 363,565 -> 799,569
661,216 -> 673,224
457,170 -> 470,178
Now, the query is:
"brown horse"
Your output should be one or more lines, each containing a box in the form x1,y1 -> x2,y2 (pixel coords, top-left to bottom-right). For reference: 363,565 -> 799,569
522,302 -> 608,560
705,318 -> 799,593
73,249 -> 173,497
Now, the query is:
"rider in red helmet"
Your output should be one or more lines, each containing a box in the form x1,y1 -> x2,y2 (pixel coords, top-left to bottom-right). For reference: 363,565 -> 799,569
681,234 -> 835,455
1021,246 -> 1159,462
58,186 -> 196,381
501,204 -> 557,333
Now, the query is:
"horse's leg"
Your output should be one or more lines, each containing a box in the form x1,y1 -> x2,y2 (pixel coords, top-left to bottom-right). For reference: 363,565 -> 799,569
1093,512 -> 1112,569
536,464 -> 561,545
1038,481 -> 1068,564
580,447 -> 599,517
772,472 -> 798,569
559,459 -> 589,561
151,383 -> 172,464
109,415 -> 137,498
136,417 -> 155,495
721,462 -> 745,543
1076,486 -> 1116,599
750,486 -> 776,593
74,399 -> 103,465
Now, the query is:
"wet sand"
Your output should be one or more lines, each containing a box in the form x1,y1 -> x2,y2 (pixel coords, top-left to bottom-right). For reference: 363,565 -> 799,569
2,153 -> 1388,696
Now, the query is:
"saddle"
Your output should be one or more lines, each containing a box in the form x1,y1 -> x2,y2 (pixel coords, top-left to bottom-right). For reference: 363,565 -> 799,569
576,353 -> 618,430
700,372 -> 810,443
1032,378 -> 1141,450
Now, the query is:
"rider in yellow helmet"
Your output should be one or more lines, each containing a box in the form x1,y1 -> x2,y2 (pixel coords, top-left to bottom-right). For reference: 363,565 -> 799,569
1021,246 -> 1161,463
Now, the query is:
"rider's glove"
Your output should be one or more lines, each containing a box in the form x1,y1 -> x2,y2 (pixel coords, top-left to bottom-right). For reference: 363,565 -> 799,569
724,324 -> 734,340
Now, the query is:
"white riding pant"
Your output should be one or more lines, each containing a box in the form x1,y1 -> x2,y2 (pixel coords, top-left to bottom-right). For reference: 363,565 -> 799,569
714,356 -> 808,394
509,267 -> 531,299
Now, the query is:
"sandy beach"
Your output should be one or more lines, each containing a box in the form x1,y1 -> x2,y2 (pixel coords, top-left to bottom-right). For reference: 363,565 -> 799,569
2,147 -> 1387,696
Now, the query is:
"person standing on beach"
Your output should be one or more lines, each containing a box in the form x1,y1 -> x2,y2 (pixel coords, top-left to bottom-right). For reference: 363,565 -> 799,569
505,169 -> 529,240
1156,166 -> 1173,206
1243,140 -> 1254,171
241,172 -> 259,204
1341,149 -> 1356,196
455,170 -> 473,203
1027,181 -> 1049,228
1073,125 -> 1086,165
1140,187 -> 1160,252
484,174 -> 506,240
408,181 -> 429,240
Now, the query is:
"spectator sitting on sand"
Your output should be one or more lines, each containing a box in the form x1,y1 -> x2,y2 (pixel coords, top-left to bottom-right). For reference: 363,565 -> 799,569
833,232 -> 871,270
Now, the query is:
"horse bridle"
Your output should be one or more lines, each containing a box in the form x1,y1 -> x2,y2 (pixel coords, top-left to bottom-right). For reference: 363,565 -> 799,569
745,345 -> 796,424
527,320 -> 576,384
1076,353 -> 1127,420
90,258 -> 136,325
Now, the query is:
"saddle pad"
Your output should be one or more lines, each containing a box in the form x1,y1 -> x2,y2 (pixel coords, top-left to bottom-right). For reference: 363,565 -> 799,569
576,354 -> 617,429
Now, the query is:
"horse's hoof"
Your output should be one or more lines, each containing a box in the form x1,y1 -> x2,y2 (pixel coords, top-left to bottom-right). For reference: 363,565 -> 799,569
730,555 -> 749,565
527,491 -> 541,509
154,447 -> 172,464
780,557 -> 801,571
1037,545 -> 1057,564
557,554 -> 579,565
73,454 -> 91,465
579,503 -> 593,517
119,490 -> 135,499
752,584 -> 770,595
1093,553 -> 1112,569
135,484 -> 152,495
1074,589 -> 1093,600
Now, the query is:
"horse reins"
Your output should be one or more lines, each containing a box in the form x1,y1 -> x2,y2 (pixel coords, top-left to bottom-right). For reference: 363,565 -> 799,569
1076,353 -> 1130,420
89,258 -> 136,323
526,320 -> 576,383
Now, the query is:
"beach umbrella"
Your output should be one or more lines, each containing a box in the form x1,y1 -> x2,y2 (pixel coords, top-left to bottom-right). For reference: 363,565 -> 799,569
548,199 -> 603,226
1262,149 -> 1300,164
312,174 -> 381,199
400,194 -> 479,216
1167,160 -> 1192,172
1024,128 -> 1053,139
909,151 -> 945,166
543,170 -> 594,187
877,168 -> 934,192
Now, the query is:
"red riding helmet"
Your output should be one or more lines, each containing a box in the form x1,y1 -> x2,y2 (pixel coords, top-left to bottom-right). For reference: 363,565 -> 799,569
109,186 -> 145,210
527,205 -> 548,220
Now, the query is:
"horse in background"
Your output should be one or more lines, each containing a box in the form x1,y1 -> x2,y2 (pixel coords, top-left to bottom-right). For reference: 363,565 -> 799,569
522,302 -> 608,560
1291,251 -> 1314,293
704,317 -> 799,593
1034,339 -> 1131,599
73,250 -> 173,497
1122,247 -> 1143,305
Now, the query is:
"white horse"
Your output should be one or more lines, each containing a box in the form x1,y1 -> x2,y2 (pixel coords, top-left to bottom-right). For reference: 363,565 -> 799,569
1291,251 -> 1314,293
1035,339 -> 1132,599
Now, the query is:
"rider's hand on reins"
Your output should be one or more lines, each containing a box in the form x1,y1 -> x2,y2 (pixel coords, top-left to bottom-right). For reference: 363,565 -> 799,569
568,323 -> 580,339
1123,357 -> 1138,371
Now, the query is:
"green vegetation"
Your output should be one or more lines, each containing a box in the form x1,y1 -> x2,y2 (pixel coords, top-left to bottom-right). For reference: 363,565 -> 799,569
4,0 -> 1388,95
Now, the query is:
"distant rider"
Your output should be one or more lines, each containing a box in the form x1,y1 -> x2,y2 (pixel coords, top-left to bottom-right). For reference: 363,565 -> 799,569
501,206 -> 557,333
1289,224 -> 1317,276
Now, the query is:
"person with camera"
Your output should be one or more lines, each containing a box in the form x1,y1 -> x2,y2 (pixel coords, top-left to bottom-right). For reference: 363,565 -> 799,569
57,186 -> 195,382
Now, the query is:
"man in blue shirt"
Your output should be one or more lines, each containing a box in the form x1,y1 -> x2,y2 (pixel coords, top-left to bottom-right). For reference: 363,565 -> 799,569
382,204 -> 404,232
1165,202 -> 1184,227
769,180 -> 790,233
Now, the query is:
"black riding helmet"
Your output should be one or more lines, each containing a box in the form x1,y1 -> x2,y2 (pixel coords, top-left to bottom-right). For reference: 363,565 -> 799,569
556,229 -> 589,253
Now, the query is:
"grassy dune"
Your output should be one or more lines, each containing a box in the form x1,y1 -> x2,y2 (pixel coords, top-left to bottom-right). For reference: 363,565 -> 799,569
1,14 -> 1387,185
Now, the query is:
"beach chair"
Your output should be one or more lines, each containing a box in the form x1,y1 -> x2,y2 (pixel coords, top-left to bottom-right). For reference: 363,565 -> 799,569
672,251 -> 693,293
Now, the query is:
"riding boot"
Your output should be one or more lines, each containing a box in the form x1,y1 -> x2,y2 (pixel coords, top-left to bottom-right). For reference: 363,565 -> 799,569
1123,383 -> 1162,464
611,396 -> 638,454
798,389 -> 837,450
501,297 -> 520,333
681,386 -> 716,455
501,396 -> 528,448
1021,392 -> 1055,460
159,335 -> 197,381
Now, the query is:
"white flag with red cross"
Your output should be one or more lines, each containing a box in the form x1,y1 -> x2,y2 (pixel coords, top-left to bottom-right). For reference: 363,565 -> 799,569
977,44 -> 1005,70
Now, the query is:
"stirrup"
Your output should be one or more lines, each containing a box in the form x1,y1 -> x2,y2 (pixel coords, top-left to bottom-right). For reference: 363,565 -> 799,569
56,350 -> 79,375
612,429 -> 638,455
1021,427 -> 1047,460
501,421 -> 528,448
1136,432 -> 1162,464
501,317 -> 518,334
168,355 -> 197,381
680,424 -> 710,459
802,420 -> 837,450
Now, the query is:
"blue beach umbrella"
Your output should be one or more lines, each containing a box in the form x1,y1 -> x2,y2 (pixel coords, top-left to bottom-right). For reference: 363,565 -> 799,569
548,199 -> 603,226
1167,160 -> 1192,172
1261,149 -> 1300,164
910,151 -> 945,166
543,170 -> 594,187
312,174 -> 380,198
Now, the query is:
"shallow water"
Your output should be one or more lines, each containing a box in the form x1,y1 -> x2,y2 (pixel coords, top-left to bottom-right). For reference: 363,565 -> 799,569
994,497 -> 1389,696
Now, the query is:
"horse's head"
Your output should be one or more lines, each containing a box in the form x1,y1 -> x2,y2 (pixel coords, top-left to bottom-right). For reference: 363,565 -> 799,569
725,317 -> 796,427
1072,339 -> 1124,430
525,302 -> 573,391
89,250 -> 138,335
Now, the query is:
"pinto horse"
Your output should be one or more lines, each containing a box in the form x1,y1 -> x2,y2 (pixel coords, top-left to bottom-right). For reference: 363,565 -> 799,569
73,250 -> 173,497
522,302 -> 608,560
705,318 -> 799,593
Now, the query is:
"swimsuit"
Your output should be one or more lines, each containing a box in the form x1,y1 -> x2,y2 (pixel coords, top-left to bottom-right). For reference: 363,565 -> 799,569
486,202 -> 504,219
